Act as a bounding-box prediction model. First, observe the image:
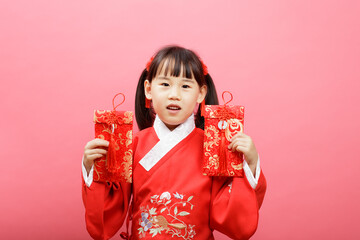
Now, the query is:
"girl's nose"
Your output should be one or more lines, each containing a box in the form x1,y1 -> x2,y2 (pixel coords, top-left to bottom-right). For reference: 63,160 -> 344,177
168,86 -> 181,100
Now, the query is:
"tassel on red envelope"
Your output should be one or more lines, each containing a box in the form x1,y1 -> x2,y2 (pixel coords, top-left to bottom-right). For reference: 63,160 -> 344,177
93,93 -> 133,183
202,91 -> 245,177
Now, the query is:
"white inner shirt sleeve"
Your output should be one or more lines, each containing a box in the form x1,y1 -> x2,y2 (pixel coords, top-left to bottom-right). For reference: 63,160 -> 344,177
243,155 -> 261,189
82,156 -> 94,187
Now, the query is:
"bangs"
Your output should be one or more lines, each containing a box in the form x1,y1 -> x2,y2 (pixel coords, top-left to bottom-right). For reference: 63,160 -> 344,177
157,58 -> 194,79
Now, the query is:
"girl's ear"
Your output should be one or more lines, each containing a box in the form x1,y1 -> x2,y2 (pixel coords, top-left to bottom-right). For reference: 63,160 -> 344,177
197,85 -> 208,103
144,80 -> 152,100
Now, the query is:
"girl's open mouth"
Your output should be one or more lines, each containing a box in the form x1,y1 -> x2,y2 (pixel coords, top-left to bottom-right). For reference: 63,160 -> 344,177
166,104 -> 181,111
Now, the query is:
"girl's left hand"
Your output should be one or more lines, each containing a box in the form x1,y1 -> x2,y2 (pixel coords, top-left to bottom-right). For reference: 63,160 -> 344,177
228,132 -> 258,174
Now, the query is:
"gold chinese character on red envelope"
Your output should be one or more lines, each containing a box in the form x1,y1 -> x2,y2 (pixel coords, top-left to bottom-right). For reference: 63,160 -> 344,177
93,93 -> 133,183
202,91 -> 244,177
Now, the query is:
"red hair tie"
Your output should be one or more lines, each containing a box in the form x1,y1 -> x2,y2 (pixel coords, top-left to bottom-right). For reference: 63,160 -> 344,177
200,59 -> 208,75
146,56 -> 154,72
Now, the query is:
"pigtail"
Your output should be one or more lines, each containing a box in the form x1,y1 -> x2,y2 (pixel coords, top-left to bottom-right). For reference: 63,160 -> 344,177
135,69 -> 155,130
195,73 -> 219,129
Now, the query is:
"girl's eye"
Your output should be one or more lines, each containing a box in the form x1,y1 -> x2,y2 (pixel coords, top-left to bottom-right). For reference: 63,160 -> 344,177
182,85 -> 190,89
161,83 -> 170,87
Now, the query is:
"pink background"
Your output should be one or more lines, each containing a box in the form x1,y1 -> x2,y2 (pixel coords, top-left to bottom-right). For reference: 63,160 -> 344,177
1,0 -> 359,239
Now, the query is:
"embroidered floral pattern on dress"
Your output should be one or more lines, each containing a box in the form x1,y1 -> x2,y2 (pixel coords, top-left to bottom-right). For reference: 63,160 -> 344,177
138,191 -> 196,239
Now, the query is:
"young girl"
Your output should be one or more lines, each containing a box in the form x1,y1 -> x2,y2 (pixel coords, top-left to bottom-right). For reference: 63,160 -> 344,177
82,45 -> 266,240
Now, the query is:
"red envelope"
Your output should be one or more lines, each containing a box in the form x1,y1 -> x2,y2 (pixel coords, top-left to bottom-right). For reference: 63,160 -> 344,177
202,92 -> 244,177
93,93 -> 133,183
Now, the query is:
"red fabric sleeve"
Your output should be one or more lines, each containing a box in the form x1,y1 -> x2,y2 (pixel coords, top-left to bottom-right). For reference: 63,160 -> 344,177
82,180 -> 132,240
210,171 -> 267,240
82,133 -> 139,239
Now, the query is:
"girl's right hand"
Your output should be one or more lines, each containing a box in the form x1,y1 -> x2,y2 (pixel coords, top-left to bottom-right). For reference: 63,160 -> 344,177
83,139 -> 109,174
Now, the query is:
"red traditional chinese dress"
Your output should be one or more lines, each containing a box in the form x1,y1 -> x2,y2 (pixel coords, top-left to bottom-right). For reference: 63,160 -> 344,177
82,114 -> 266,240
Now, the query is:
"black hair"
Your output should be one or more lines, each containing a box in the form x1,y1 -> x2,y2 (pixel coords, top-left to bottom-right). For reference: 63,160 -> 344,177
135,45 -> 219,130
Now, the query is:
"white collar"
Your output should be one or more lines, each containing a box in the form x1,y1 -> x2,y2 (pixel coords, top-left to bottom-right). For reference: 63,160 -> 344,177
153,114 -> 195,140
139,114 -> 195,171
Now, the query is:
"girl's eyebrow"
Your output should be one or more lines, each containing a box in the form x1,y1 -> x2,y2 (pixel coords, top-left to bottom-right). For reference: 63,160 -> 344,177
182,79 -> 196,83
158,76 -> 195,82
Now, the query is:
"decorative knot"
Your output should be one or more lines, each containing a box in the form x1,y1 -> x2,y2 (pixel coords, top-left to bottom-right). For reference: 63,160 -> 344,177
214,106 -> 236,120
103,111 -> 124,126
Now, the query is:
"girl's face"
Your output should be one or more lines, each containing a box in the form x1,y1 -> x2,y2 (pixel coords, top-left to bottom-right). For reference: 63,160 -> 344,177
144,61 -> 207,131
